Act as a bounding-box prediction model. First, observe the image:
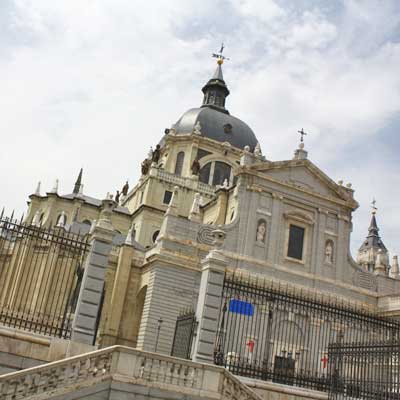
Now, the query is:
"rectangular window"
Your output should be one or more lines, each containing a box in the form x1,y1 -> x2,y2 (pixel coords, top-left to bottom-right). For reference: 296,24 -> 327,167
287,224 -> 305,260
163,190 -> 173,205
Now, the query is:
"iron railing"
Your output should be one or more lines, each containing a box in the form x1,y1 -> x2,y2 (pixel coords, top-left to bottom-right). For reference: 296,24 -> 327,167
328,340 -> 400,399
0,212 -> 89,338
171,310 -> 197,359
214,271 -> 400,393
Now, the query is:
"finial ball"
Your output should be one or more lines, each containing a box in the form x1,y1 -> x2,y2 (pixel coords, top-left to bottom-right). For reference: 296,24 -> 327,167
217,58 -> 224,65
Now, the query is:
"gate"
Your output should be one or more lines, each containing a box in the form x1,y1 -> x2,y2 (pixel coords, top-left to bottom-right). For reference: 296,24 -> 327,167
214,270 -> 400,393
0,212 -> 89,338
328,340 -> 400,399
171,311 -> 197,359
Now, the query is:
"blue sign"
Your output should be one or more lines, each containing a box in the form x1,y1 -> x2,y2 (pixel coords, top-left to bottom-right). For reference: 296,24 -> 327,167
229,299 -> 254,316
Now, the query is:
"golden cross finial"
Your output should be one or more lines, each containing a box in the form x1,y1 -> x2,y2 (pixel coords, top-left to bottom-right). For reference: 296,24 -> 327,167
212,43 -> 230,65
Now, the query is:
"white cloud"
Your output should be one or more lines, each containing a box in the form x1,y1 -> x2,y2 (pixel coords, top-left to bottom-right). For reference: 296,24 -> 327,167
1,0 -> 399,259
233,0 -> 285,22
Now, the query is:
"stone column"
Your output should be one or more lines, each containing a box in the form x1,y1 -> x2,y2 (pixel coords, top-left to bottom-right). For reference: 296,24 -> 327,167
71,198 -> 115,345
192,230 -> 227,364
100,241 -> 134,347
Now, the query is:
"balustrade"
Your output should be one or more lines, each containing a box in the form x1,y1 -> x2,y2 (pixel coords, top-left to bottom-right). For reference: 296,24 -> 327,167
0,346 -> 262,400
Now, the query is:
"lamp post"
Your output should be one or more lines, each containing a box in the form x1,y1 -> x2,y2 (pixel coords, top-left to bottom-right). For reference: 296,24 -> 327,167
155,317 -> 163,353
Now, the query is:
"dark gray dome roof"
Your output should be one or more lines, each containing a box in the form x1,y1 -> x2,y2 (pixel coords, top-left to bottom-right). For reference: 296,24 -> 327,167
174,107 -> 258,151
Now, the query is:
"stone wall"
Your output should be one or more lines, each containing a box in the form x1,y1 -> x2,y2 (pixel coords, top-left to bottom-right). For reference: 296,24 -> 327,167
241,377 -> 328,400
0,326 -> 94,374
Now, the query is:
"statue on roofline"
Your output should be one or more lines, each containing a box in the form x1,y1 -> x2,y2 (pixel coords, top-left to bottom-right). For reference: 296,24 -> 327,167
122,181 -> 129,196
191,158 -> 200,176
141,158 -> 151,175
152,144 -> 161,164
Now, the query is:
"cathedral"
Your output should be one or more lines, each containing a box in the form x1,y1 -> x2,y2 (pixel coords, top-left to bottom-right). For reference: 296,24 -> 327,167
1,52 -> 399,399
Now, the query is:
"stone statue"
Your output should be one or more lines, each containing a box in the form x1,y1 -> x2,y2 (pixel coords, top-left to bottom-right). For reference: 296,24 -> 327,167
325,241 -> 333,263
191,158 -> 200,175
121,181 -> 129,196
193,121 -> 202,135
141,158 -> 150,175
152,144 -> 161,163
254,142 -> 262,157
256,221 -> 266,243
115,190 -> 120,203
56,211 -> 67,228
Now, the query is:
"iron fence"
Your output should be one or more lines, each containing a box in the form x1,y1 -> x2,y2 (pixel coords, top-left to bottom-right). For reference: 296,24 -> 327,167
171,310 -> 197,359
214,271 -> 400,393
0,212 -> 89,338
328,340 -> 400,399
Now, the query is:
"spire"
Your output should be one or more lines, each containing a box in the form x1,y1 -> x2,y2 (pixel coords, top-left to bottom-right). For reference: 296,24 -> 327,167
34,181 -> 41,196
213,63 -> 224,81
201,45 -> 230,114
73,168 -> 83,195
359,202 -> 387,252
356,200 -> 389,273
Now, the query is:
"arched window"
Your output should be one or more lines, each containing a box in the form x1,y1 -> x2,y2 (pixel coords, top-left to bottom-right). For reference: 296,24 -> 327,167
199,163 -> 211,184
212,162 -> 231,186
174,151 -> 185,176
152,230 -> 160,243
82,219 -> 92,226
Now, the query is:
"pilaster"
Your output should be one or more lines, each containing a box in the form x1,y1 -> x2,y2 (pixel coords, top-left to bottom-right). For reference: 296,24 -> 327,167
192,249 -> 227,364
71,198 -> 115,345
267,193 -> 282,265
100,243 -> 134,346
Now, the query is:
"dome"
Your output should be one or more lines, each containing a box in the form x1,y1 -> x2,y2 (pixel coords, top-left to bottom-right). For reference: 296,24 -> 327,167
173,107 -> 258,151
170,61 -> 258,151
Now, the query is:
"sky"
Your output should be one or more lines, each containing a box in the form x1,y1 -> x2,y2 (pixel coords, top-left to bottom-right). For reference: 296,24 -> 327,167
1,0 -> 399,259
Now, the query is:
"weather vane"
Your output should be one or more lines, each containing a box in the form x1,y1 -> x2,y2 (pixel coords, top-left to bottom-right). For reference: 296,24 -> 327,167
371,199 -> 377,214
298,128 -> 307,143
212,43 -> 230,65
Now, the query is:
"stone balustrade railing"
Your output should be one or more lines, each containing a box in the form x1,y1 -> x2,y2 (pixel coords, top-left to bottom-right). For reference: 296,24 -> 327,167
197,181 -> 216,196
0,346 -> 262,400
156,169 -> 215,197
0,347 -> 113,399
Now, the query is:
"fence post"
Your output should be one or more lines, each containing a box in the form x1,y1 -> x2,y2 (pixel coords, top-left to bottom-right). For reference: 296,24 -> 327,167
71,197 -> 115,345
192,229 -> 227,364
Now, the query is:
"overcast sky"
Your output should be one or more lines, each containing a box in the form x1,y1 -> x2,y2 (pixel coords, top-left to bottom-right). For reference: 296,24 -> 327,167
1,0 -> 399,259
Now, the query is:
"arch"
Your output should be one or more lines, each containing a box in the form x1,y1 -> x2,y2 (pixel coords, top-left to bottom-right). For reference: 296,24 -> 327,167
82,219 -> 92,226
54,213 -> 66,227
174,151 -> 185,176
212,161 -> 231,186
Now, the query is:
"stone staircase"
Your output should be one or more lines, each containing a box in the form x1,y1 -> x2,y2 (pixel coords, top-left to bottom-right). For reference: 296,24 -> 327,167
0,346 -> 263,400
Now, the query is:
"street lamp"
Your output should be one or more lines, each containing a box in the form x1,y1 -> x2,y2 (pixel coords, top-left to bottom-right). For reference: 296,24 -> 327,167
155,317 -> 163,352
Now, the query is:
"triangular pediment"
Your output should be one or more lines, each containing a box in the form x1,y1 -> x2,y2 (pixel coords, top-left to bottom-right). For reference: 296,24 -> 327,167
251,159 -> 357,207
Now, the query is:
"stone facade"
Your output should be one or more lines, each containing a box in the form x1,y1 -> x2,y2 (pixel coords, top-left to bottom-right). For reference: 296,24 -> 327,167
1,59 -> 400,398
13,61 -> 400,355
